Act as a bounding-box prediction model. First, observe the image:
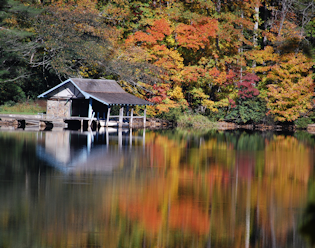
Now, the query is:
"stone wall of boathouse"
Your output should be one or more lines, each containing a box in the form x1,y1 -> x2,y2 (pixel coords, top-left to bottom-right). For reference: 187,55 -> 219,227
47,99 -> 71,118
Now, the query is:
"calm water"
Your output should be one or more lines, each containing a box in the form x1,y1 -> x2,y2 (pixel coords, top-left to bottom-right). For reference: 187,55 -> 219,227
1,128 -> 315,248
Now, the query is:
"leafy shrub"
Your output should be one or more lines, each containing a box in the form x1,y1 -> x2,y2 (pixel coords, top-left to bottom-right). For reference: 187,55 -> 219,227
225,97 -> 267,124
177,114 -> 217,129
155,106 -> 189,123
295,117 -> 313,129
4,100 -> 15,107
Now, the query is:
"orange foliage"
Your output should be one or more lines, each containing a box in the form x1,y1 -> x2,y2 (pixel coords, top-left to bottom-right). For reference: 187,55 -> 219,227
126,18 -> 184,85
125,18 -> 172,46
176,17 -> 218,51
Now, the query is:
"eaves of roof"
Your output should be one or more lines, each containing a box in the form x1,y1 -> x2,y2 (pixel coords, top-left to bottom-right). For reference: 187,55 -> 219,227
38,78 -> 153,106
37,79 -> 90,99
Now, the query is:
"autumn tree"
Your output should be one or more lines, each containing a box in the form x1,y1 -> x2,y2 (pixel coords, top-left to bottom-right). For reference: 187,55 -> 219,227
225,73 -> 267,124
250,46 -> 314,122
0,0 -> 314,123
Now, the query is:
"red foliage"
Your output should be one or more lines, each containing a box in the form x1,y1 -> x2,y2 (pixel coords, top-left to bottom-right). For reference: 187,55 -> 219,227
237,73 -> 260,99
148,84 -> 169,104
229,99 -> 236,108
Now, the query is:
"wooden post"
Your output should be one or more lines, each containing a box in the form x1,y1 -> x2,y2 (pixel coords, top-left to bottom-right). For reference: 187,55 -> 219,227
106,106 -> 111,127
143,106 -> 147,127
88,112 -> 95,130
81,119 -> 83,132
119,106 -> 124,128
130,108 -> 134,128
88,98 -> 93,118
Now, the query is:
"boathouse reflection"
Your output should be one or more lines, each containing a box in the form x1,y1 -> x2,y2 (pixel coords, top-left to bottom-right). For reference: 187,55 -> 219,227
36,128 -> 146,173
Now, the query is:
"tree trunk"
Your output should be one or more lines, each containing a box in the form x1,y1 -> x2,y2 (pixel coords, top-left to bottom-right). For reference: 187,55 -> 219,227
253,1 -> 260,68
215,0 -> 221,52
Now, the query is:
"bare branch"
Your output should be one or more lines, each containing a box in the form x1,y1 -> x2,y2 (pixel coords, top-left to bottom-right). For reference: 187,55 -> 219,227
3,73 -> 34,83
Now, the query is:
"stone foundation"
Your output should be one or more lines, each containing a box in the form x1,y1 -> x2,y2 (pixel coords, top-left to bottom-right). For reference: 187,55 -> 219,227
47,99 -> 71,118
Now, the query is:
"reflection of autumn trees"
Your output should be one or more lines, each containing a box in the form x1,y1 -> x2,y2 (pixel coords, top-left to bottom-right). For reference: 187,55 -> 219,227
117,131 -> 312,247
255,136 -> 311,246
0,131 -> 312,247
265,135 -> 311,183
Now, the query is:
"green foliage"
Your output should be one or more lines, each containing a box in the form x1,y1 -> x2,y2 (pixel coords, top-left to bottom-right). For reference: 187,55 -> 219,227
33,4 -> 113,79
295,117 -> 314,129
0,100 -> 46,114
305,17 -> 315,61
225,97 -> 267,124
0,0 -> 42,104
207,107 -> 228,122
155,106 -> 187,123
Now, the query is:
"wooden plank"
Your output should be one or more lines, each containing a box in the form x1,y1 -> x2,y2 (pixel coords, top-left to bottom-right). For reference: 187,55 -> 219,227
119,106 -> 124,128
0,114 -> 43,121
88,112 -> 95,129
143,106 -> 147,127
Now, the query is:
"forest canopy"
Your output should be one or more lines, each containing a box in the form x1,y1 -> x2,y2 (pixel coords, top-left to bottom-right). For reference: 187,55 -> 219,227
0,0 -> 314,124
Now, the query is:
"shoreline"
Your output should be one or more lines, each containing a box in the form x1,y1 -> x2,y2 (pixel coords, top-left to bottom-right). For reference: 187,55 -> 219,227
0,115 -> 312,132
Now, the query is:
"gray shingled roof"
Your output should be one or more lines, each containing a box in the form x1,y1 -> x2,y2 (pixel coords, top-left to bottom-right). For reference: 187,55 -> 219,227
71,78 -> 126,93
38,78 -> 153,106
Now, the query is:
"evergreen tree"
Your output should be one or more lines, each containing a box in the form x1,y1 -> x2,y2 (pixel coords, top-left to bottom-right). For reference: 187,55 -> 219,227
0,0 -> 41,104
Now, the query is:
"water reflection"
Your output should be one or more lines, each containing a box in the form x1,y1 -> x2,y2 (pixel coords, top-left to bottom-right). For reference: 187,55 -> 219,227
36,128 -> 146,174
0,129 -> 314,247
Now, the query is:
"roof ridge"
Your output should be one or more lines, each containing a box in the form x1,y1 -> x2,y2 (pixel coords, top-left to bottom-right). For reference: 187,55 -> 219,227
71,78 -> 116,81
85,91 -> 128,93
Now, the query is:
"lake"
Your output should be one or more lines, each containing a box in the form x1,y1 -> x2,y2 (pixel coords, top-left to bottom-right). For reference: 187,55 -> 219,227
0,128 -> 314,248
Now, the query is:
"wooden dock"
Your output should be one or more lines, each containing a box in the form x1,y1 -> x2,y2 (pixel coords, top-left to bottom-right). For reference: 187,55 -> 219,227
307,124 -> 315,133
0,114 -> 65,128
0,112 -> 148,130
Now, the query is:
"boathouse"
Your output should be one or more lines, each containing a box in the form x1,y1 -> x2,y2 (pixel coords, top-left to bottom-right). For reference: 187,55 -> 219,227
38,78 -> 153,128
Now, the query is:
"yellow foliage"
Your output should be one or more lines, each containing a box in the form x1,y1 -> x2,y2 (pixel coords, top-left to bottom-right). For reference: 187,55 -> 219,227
156,98 -> 178,113
168,86 -> 184,101
146,105 -> 158,116
214,98 -> 229,108
3,17 -> 18,27
202,99 -> 218,112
